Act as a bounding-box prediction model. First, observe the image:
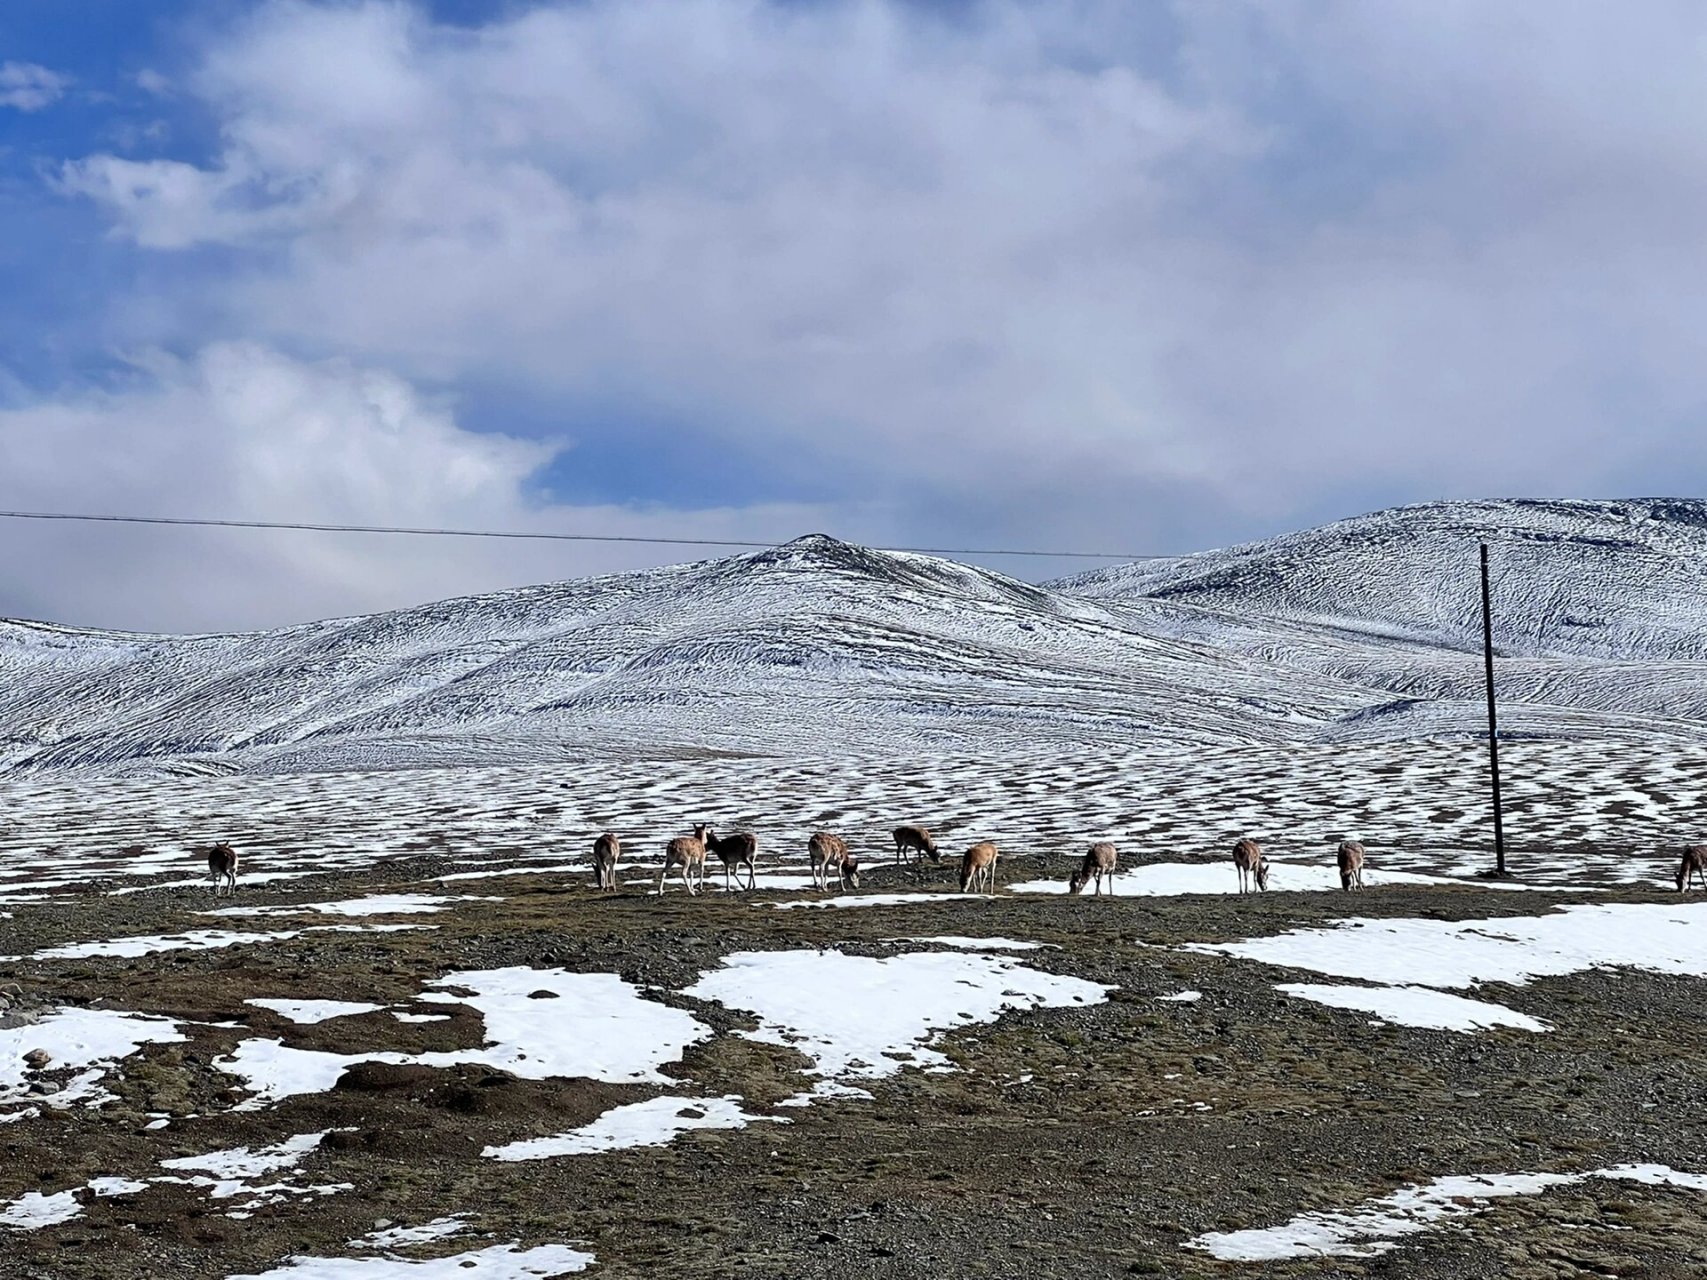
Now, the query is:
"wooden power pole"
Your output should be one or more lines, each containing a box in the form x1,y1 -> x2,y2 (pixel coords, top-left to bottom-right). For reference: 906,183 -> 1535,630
1480,542 -> 1507,875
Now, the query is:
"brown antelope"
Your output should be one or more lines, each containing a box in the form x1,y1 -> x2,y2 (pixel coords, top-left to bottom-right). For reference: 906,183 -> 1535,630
657,825 -> 709,896
592,832 -> 620,891
1069,842 -> 1118,896
1232,838 -> 1268,894
893,825 -> 941,865
1336,840 -> 1366,891
1678,845 -> 1707,893
207,842 -> 238,896
704,828 -> 758,892
807,832 -> 859,891
959,841 -> 999,893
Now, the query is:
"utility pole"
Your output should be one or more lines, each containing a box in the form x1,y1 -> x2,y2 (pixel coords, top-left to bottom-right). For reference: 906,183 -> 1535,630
1480,542 -> 1506,875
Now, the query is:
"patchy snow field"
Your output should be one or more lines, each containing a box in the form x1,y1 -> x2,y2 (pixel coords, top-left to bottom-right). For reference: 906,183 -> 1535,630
1187,901 -> 1707,1029
2,745 -> 1706,1275
0,738 -> 1697,906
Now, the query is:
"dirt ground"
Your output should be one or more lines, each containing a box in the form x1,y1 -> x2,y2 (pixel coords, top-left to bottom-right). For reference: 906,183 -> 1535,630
2,850 -> 1705,1279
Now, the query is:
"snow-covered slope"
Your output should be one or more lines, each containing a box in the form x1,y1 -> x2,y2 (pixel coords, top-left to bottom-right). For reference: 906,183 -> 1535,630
0,536 -> 1388,774
1058,499 -> 1707,661
7,502 -> 1707,777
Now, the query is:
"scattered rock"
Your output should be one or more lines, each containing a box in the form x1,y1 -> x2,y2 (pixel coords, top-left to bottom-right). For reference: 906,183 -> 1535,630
22,1048 -> 51,1069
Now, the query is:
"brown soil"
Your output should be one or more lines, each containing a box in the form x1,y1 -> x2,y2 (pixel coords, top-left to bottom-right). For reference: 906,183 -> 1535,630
2,851 -> 1705,1278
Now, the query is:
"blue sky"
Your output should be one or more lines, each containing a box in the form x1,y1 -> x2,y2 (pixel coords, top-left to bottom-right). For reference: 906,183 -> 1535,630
4,1 -> 1707,630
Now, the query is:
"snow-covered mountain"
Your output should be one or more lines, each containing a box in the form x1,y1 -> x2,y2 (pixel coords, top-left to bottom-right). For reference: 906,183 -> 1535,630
1060,498 -> 1707,661
5,501 -> 1707,776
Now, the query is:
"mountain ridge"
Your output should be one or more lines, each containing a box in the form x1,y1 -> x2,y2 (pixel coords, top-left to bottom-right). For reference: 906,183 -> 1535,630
6,504 -> 1707,775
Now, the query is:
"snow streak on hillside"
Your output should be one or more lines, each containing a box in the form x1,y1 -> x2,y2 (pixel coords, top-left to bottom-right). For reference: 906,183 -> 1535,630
4,500 -> 1707,776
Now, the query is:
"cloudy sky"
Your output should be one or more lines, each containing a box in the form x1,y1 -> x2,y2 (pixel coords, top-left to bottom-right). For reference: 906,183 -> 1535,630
2,1 -> 1703,631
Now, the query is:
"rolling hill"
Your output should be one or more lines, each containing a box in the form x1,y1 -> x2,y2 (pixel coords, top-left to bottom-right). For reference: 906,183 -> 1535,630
5,500 -> 1707,775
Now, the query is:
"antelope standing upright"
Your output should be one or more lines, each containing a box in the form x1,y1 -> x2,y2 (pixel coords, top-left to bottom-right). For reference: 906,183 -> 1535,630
657,825 -> 709,896
207,842 -> 238,896
1678,845 -> 1707,893
704,829 -> 758,892
592,832 -> 621,891
1069,842 -> 1118,896
1336,840 -> 1366,891
959,841 -> 999,894
893,825 -> 941,865
807,832 -> 859,891
1231,838 -> 1268,894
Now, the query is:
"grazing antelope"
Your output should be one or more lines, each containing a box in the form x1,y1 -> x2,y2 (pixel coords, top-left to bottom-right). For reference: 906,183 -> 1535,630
657,825 -> 709,896
207,842 -> 238,896
592,832 -> 620,891
808,831 -> 859,891
959,841 -> 999,894
704,829 -> 758,892
1069,842 -> 1118,896
1336,840 -> 1366,891
1231,838 -> 1268,894
893,825 -> 941,865
1678,845 -> 1707,893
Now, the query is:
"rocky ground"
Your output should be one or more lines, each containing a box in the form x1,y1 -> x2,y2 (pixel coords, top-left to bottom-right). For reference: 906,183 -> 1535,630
2,849 -> 1705,1279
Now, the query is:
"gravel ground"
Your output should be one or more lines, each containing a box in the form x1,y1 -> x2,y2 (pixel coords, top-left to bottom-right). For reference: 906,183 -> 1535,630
1,850 -> 1705,1279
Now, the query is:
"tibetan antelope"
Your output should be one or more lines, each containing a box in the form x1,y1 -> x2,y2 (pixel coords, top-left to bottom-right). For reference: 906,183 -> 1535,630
959,841 -> 999,894
206,842 -> 238,896
592,832 -> 620,891
704,829 -> 758,892
1232,838 -> 1268,894
1069,842 -> 1118,896
657,825 -> 709,896
808,832 -> 859,891
1336,840 -> 1366,891
893,825 -> 941,865
1679,845 -> 1707,893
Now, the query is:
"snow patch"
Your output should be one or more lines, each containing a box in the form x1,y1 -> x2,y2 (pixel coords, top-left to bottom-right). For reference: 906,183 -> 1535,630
771,892 -> 989,910
350,1217 -> 470,1249
0,1190 -> 81,1231
226,1242 -> 596,1279
1188,902 -> 1707,990
683,948 -> 1111,1081
2,1007 -> 185,1117
1009,860 -> 1548,897
1188,1163 -> 1707,1261
207,894 -> 478,918
1276,983 -> 1551,1033
13,923 -> 428,961
485,1094 -> 776,1160
894,936 -> 1051,951
218,968 -> 710,1107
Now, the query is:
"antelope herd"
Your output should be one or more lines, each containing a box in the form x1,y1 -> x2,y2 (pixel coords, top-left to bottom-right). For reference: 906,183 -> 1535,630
192,829 -> 1707,898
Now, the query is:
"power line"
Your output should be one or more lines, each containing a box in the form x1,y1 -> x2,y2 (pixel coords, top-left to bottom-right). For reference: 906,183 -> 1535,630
0,508 -> 1157,562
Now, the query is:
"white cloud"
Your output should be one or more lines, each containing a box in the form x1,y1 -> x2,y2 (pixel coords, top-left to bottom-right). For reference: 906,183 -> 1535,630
35,0 -> 1707,613
0,61 -> 68,112
57,2 -> 1266,501
0,344 -> 846,631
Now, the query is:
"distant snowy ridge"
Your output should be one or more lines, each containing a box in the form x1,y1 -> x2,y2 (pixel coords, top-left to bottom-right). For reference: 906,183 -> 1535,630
1057,498 -> 1707,661
5,502 -> 1707,775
